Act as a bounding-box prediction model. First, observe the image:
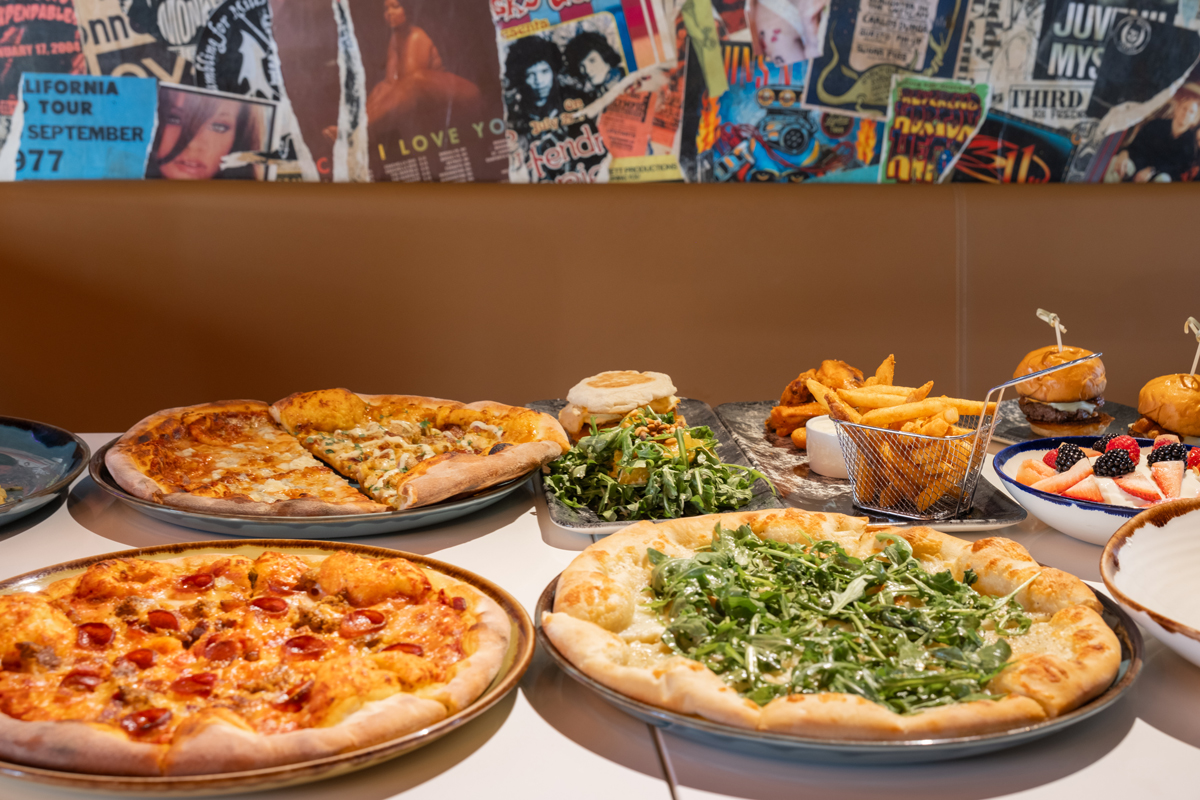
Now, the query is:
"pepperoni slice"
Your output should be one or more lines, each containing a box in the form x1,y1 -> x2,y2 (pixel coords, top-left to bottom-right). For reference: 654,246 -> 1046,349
146,610 -> 179,631
60,668 -> 104,692
120,708 -> 172,736
383,642 -> 424,656
250,597 -> 289,615
339,609 -> 386,639
282,635 -> 327,660
274,679 -> 314,713
76,623 -> 113,649
179,573 -> 214,591
170,672 -> 217,697
204,639 -> 239,662
120,649 -> 156,670
450,596 -> 467,611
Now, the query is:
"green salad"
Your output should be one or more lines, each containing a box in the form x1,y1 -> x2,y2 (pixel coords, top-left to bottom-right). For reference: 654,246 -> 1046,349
544,409 -> 770,521
645,524 -> 1036,713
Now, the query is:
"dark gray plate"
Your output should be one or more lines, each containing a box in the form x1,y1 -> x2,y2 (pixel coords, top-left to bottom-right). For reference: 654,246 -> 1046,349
0,416 -> 89,527
89,440 -> 529,539
528,399 -> 782,535
991,399 -> 1141,445
715,402 -> 1026,532
537,574 -> 1142,764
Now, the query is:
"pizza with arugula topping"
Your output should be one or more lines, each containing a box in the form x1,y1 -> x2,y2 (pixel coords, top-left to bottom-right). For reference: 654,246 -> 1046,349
543,509 -> 1120,739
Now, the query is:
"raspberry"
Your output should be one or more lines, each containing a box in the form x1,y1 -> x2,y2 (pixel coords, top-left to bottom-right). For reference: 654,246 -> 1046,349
1055,443 -> 1087,472
1104,435 -> 1141,466
1189,448 -> 1200,470
1094,449 -> 1135,477
1148,443 -> 1188,464
1094,433 -> 1118,453
1043,449 -> 1059,470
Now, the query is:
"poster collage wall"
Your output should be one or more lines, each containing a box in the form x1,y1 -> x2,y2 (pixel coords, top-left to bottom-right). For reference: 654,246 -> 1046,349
2,0 -> 1200,183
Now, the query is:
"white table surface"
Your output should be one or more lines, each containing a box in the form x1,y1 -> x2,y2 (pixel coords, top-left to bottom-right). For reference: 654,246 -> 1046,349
1,434 -> 1197,799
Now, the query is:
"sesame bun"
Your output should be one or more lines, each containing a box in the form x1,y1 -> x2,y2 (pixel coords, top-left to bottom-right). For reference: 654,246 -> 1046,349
1137,374 -> 1200,438
1013,346 -> 1106,403
559,371 -> 679,441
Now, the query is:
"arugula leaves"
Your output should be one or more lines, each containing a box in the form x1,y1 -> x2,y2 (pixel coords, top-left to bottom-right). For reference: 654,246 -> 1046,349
545,410 -> 771,521
645,525 -> 1032,713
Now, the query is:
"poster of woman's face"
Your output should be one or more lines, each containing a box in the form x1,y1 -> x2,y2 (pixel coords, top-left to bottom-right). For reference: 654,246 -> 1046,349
146,85 -> 276,180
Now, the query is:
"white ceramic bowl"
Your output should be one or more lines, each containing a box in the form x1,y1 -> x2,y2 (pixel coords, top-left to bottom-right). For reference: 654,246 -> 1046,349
993,436 -> 1145,546
805,415 -> 848,479
1101,498 -> 1200,668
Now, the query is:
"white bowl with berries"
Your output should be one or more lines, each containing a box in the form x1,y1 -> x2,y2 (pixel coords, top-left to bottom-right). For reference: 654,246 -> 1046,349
994,433 -> 1200,546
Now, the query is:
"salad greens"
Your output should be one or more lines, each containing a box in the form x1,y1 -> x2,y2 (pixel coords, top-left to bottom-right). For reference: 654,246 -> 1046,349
646,524 -> 1036,713
545,409 -> 770,521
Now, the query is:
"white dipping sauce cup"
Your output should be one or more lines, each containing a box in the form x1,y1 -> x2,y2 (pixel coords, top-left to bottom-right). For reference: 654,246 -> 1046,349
806,416 -> 848,479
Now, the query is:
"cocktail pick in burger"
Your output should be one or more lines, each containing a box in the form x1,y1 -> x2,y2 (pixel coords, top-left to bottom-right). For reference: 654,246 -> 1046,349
1013,309 -> 1109,436
1129,317 -> 1200,444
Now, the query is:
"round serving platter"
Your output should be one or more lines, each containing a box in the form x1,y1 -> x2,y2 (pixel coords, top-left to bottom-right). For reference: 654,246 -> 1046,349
0,416 -> 89,528
535,574 -> 1142,764
89,439 -> 530,538
0,539 -> 535,795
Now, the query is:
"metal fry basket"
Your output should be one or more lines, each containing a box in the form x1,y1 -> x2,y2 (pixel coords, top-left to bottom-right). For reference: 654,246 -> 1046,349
832,353 -> 1103,521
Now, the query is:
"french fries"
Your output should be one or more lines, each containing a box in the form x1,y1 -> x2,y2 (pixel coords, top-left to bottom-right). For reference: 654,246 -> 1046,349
861,399 -> 954,427
793,355 -> 995,517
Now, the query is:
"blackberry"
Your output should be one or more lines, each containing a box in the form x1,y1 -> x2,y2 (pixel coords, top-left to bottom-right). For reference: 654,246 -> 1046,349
1055,443 -> 1087,472
1094,433 -> 1118,453
1094,449 -> 1135,477
1148,443 -> 1188,464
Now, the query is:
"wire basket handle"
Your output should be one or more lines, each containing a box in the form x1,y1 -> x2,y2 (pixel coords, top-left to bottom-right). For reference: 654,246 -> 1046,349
958,351 -> 1104,515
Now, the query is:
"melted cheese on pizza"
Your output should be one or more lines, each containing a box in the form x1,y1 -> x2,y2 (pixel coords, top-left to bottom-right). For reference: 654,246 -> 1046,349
124,408 -> 374,508
0,552 -> 480,743
299,419 -> 504,508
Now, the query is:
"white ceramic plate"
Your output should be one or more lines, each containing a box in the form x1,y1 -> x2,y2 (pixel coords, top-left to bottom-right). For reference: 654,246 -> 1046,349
1102,498 -> 1200,668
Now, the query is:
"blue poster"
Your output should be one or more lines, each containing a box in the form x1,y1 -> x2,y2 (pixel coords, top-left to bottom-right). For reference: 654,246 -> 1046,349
9,74 -> 157,180
699,44 -> 883,182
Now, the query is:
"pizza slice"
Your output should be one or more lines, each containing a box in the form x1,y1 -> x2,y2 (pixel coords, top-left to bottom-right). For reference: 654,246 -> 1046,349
105,401 -> 388,516
271,389 -> 569,509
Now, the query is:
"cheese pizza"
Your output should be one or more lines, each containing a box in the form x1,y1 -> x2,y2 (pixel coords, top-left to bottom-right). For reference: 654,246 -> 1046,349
0,547 -> 510,776
543,509 -> 1120,739
105,392 -> 569,516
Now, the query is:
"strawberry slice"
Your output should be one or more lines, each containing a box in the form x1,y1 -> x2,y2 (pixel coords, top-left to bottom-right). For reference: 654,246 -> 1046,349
1063,475 -> 1104,502
1031,460 -> 1094,495
1152,461 -> 1184,500
1016,459 -> 1056,486
1188,447 -> 1200,470
1154,435 -> 1181,449
1080,447 -> 1102,457
1113,473 -> 1162,502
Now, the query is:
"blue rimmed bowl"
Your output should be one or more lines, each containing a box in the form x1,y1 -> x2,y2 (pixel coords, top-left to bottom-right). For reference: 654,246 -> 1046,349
993,436 -> 1156,546
0,416 -> 90,527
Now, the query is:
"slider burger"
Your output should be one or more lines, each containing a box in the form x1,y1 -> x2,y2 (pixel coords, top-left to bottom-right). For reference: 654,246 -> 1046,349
558,371 -> 679,442
1130,374 -> 1200,443
1012,346 -> 1107,436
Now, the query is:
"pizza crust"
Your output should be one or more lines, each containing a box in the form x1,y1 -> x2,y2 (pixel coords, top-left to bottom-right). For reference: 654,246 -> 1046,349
542,509 -> 1121,739
156,493 -> 384,517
